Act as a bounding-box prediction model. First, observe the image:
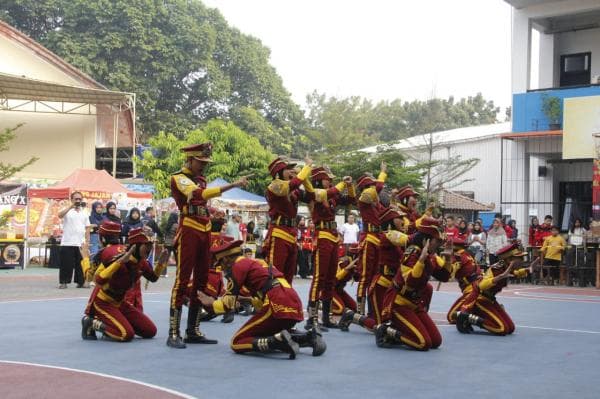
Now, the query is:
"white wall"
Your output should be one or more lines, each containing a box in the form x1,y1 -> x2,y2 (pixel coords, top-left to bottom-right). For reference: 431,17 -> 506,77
538,31 -> 555,88
555,27 -> 600,84
2,111 -> 96,180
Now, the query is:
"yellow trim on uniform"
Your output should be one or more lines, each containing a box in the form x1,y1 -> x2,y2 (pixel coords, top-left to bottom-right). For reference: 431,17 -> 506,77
393,310 -> 426,349
377,171 -> 387,183
182,217 -> 211,232
478,269 -> 494,291
214,247 -> 243,260
385,230 -> 408,247
97,290 -> 122,306
394,293 -> 417,309
411,260 -> 425,278
365,233 -> 381,246
447,299 -> 463,323
514,268 -> 529,278
347,184 -> 356,198
334,181 -> 346,192
170,240 -> 184,308
213,299 -> 226,314
318,230 -> 338,243
98,260 -> 122,280
268,179 -> 290,197
359,187 -> 378,204
475,299 -> 505,334
93,302 -> 127,341
357,242 -> 369,297
310,248 -> 321,302
271,227 -> 296,244
336,267 -> 349,281
314,188 -> 328,203
172,173 -> 197,202
296,164 -> 311,182
376,275 -> 393,288
230,307 -> 274,351
201,186 -> 221,200
276,277 -> 291,288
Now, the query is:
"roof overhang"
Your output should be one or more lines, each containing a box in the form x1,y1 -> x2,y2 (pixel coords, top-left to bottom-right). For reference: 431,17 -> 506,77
500,130 -> 562,140
0,72 -> 134,112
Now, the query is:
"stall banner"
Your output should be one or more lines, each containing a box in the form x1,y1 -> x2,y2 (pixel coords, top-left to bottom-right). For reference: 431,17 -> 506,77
27,198 -> 66,238
0,184 -> 28,239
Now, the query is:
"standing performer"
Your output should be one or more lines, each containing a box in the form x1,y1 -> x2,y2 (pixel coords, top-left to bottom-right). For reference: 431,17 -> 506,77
445,236 -> 483,325
338,206 -> 410,332
455,242 -> 539,335
196,240 -> 326,359
81,227 -> 163,342
264,156 -> 312,284
355,162 -> 387,315
304,167 -> 354,331
375,219 -> 452,351
167,142 -> 249,349
393,185 -> 421,234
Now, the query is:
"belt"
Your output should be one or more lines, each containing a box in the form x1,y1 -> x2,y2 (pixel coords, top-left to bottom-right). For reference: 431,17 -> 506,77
481,291 -> 496,302
271,216 -> 297,227
400,286 -> 421,301
363,224 -> 381,233
316,221 -> 337,230
261,278 -> 281,295
380,264 -> 397,276
185,205 -> 208,217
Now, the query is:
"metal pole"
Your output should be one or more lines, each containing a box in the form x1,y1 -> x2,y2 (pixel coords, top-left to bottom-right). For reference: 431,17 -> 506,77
112,108 -> 118,177
132,94 -> 137,178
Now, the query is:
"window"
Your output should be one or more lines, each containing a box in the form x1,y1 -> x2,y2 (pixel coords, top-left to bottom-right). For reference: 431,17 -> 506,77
560,52 -> 591,87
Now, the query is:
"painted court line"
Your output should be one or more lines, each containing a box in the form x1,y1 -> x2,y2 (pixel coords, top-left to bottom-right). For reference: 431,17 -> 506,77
435,290 -> 600,304
0,291 -> 168,305
431,319 -> 600,334
0,360 -> 197,399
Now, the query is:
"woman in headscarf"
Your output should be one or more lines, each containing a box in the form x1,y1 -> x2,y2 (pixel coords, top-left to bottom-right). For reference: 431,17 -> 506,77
103,201 -> 122,224
89,201 -> 104,256
121,207 -> 143,243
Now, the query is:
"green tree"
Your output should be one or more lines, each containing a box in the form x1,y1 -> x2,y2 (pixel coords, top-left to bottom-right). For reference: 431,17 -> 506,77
136,119 -> 273,198
0,0 -> 303,142
0,124 -> 38,227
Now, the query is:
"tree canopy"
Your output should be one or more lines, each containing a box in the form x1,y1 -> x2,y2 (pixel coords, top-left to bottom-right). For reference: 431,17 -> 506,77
136,119 -> 273,199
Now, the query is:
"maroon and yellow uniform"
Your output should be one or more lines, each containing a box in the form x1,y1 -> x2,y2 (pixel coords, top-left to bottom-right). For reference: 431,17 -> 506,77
331,258 -> 358,315
210,257 -> 304,353
84,244 -> 158,341
264,158 -> 311,284
446,247 -> 483,324
355,172 -> 387,314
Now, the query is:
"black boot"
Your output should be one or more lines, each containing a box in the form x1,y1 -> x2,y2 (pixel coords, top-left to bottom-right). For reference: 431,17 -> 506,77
304,302 -> 319,331
455,311 -> 484,334
221,311 -> 234,323
166,307 -> 186,348
338,309 -> 370,332
252,330 -> 299,359
321,299 -> 339,329
375,323 -> 401,348
291,328 -> 327,356
81,315 -> 102,340
185,306 -> 218,344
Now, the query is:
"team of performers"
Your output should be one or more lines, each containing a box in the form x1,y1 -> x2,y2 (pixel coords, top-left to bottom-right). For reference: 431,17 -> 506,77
80,142 -> 542,358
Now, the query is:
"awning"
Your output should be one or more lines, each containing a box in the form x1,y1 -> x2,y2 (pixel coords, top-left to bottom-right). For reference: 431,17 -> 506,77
500,130 -> 563,140
0,72 -> 133,106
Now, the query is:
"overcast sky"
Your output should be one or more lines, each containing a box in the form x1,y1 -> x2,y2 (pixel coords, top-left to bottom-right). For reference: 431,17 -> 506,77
202,0 -> 513,110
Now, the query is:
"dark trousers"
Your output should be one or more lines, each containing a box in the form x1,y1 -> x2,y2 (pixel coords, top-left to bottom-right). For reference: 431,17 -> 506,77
297,248 -> 312,278
59,246 -> 83,285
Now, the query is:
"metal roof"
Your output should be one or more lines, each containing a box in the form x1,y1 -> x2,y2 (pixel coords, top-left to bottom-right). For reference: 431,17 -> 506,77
0,72 -> 133,106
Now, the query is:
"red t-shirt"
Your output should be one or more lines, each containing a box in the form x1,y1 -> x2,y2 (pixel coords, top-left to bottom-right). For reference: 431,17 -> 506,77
239,223 -> 247,241
445,226 -> 459,239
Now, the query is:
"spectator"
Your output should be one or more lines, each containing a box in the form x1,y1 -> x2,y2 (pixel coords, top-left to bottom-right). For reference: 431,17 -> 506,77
243,247 -> 253,259
445,215 -> 459,240
535,215 -> 554,246
339,214 -> 360,254
487,218 -> 508,265
57,191 -> 90,289
122,207 -> 143,243
162,211 -> 179,277
246,221 -> 256,243
566,218 -> 586,269
103,201 -> 122,225
502,217 -> 513,239
296,217 -> 311,279
528,216 -> 541,247
457,219 -> 469,240
540,226 -> 566,284
142,206 -> 163,242
468,221 -> 487,265
476,218 -> 486,232
88,201 -> 104,256
225,213 -> 242,240
239,217 -> 248,242
508,220 -> 519,241
467,222 -> 474,234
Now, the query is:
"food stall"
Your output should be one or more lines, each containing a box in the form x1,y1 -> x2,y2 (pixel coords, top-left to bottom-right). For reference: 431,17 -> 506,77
0,184 -> 28,268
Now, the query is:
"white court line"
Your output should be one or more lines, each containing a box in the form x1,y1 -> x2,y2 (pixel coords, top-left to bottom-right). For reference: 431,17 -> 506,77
431,319 -> 600,334
435,290 -> 600,304
0,291 -> 169,305
0,360 -> 197,399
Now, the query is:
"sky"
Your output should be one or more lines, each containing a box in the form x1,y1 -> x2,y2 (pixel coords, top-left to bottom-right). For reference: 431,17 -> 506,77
202,0 -> 514,111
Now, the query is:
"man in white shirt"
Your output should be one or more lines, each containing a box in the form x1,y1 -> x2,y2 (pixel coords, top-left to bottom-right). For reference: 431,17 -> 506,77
58,191 -> 90,289
339,214 -> 360,254
225,213 -> 242,240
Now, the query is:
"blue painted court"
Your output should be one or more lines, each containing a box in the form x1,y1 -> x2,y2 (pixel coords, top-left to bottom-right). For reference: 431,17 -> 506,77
1,275 -> 599,399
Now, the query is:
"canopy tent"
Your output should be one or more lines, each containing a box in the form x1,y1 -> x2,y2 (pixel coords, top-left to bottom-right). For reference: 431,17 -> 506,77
51,168 -> 151,199
207,178 -> 267,212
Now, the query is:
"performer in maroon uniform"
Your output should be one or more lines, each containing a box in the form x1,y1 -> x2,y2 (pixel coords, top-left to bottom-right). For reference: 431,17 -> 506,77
455,242 -> 540,335
339,206 -> 410,332
331,244 -> 360,316
197,240 -> 326,359
264,156 -> 312,284
375,218 -> 452,351
355,162 -> 387,315
304,166 -> 354,331
81,227 -> 161,342
167,142 -> 249,349
446,236 -> 483,325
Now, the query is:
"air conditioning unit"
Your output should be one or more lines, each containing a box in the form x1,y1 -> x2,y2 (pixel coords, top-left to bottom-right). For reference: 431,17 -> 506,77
592,75 -> 600,84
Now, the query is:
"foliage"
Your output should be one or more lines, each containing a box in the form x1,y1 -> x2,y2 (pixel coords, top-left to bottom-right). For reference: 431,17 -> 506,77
0,0 -> 303,142
0,124 -> 38,227
541,95 -> 562,124
136,119 -> 274,198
